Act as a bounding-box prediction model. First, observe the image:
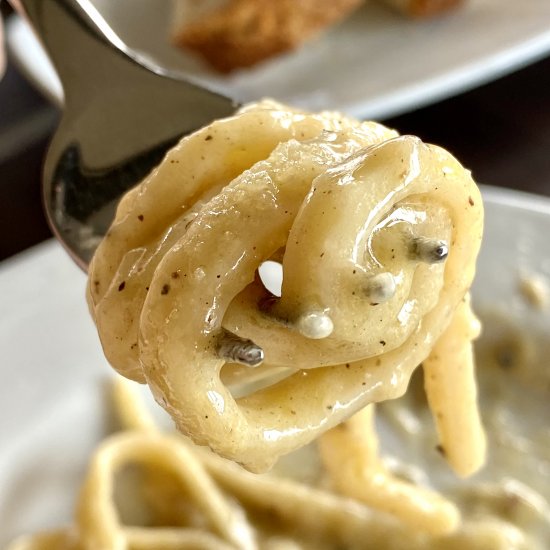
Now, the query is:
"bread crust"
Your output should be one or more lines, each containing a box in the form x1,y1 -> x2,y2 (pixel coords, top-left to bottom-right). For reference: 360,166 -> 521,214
172,0 -> 364,73
381,0 -> 465,17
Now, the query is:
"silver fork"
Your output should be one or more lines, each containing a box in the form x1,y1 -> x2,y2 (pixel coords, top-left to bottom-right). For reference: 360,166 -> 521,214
18,0 -> 237,271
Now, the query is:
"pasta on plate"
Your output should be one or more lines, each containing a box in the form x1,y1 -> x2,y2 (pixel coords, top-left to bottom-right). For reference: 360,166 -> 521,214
86,100 -> 485,477
7,378 -> 535,550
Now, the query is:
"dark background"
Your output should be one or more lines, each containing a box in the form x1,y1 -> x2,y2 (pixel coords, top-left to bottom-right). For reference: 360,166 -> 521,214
1,3 -> 549,262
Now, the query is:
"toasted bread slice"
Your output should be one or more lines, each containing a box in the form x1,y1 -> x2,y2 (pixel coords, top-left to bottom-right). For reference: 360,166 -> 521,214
172,0 -> 364,73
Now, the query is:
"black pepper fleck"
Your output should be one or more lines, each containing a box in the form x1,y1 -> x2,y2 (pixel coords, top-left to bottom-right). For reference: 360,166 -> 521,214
161,284 -> 170,295
118,281 -> 126,291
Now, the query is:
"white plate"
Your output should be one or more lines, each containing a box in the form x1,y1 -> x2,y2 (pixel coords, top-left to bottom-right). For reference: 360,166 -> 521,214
1,186 -> 550,545
7,0 -> 550,118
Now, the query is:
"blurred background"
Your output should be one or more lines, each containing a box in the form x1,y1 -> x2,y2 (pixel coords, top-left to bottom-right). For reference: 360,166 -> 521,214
1,0 -> 550,262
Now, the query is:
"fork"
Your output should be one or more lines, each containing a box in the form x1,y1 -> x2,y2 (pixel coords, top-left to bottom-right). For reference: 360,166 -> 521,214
18,0 -> 236,271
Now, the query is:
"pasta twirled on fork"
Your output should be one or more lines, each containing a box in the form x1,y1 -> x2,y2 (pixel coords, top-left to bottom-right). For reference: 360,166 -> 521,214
87,100 -> 484,477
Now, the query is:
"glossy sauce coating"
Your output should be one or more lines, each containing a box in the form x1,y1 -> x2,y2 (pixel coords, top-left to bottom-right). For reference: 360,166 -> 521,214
87,101 -> 484,474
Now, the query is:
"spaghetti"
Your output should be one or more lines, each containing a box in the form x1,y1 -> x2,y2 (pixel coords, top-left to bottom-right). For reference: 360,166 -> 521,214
8,379 -> 528,550
86,100 -> 485,477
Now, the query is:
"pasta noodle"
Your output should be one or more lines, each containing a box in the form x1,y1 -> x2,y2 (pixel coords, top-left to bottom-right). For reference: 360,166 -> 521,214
76,431 -> 256,550
318,405 -> 460,535
86,100 -> 485,475
422,295 -> 485,477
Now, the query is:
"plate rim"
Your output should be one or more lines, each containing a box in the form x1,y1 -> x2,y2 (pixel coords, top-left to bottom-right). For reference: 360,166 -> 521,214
7,4 -> 550,119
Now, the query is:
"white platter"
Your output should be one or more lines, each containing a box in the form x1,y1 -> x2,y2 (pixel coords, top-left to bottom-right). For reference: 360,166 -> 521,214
1,186 -> 550,545
6,0 -> 550,118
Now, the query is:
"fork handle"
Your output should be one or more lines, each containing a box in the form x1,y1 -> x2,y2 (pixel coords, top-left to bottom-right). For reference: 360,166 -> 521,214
16,0 -> 236,165
16,0 -> 124,99
15,0 -> 234,112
